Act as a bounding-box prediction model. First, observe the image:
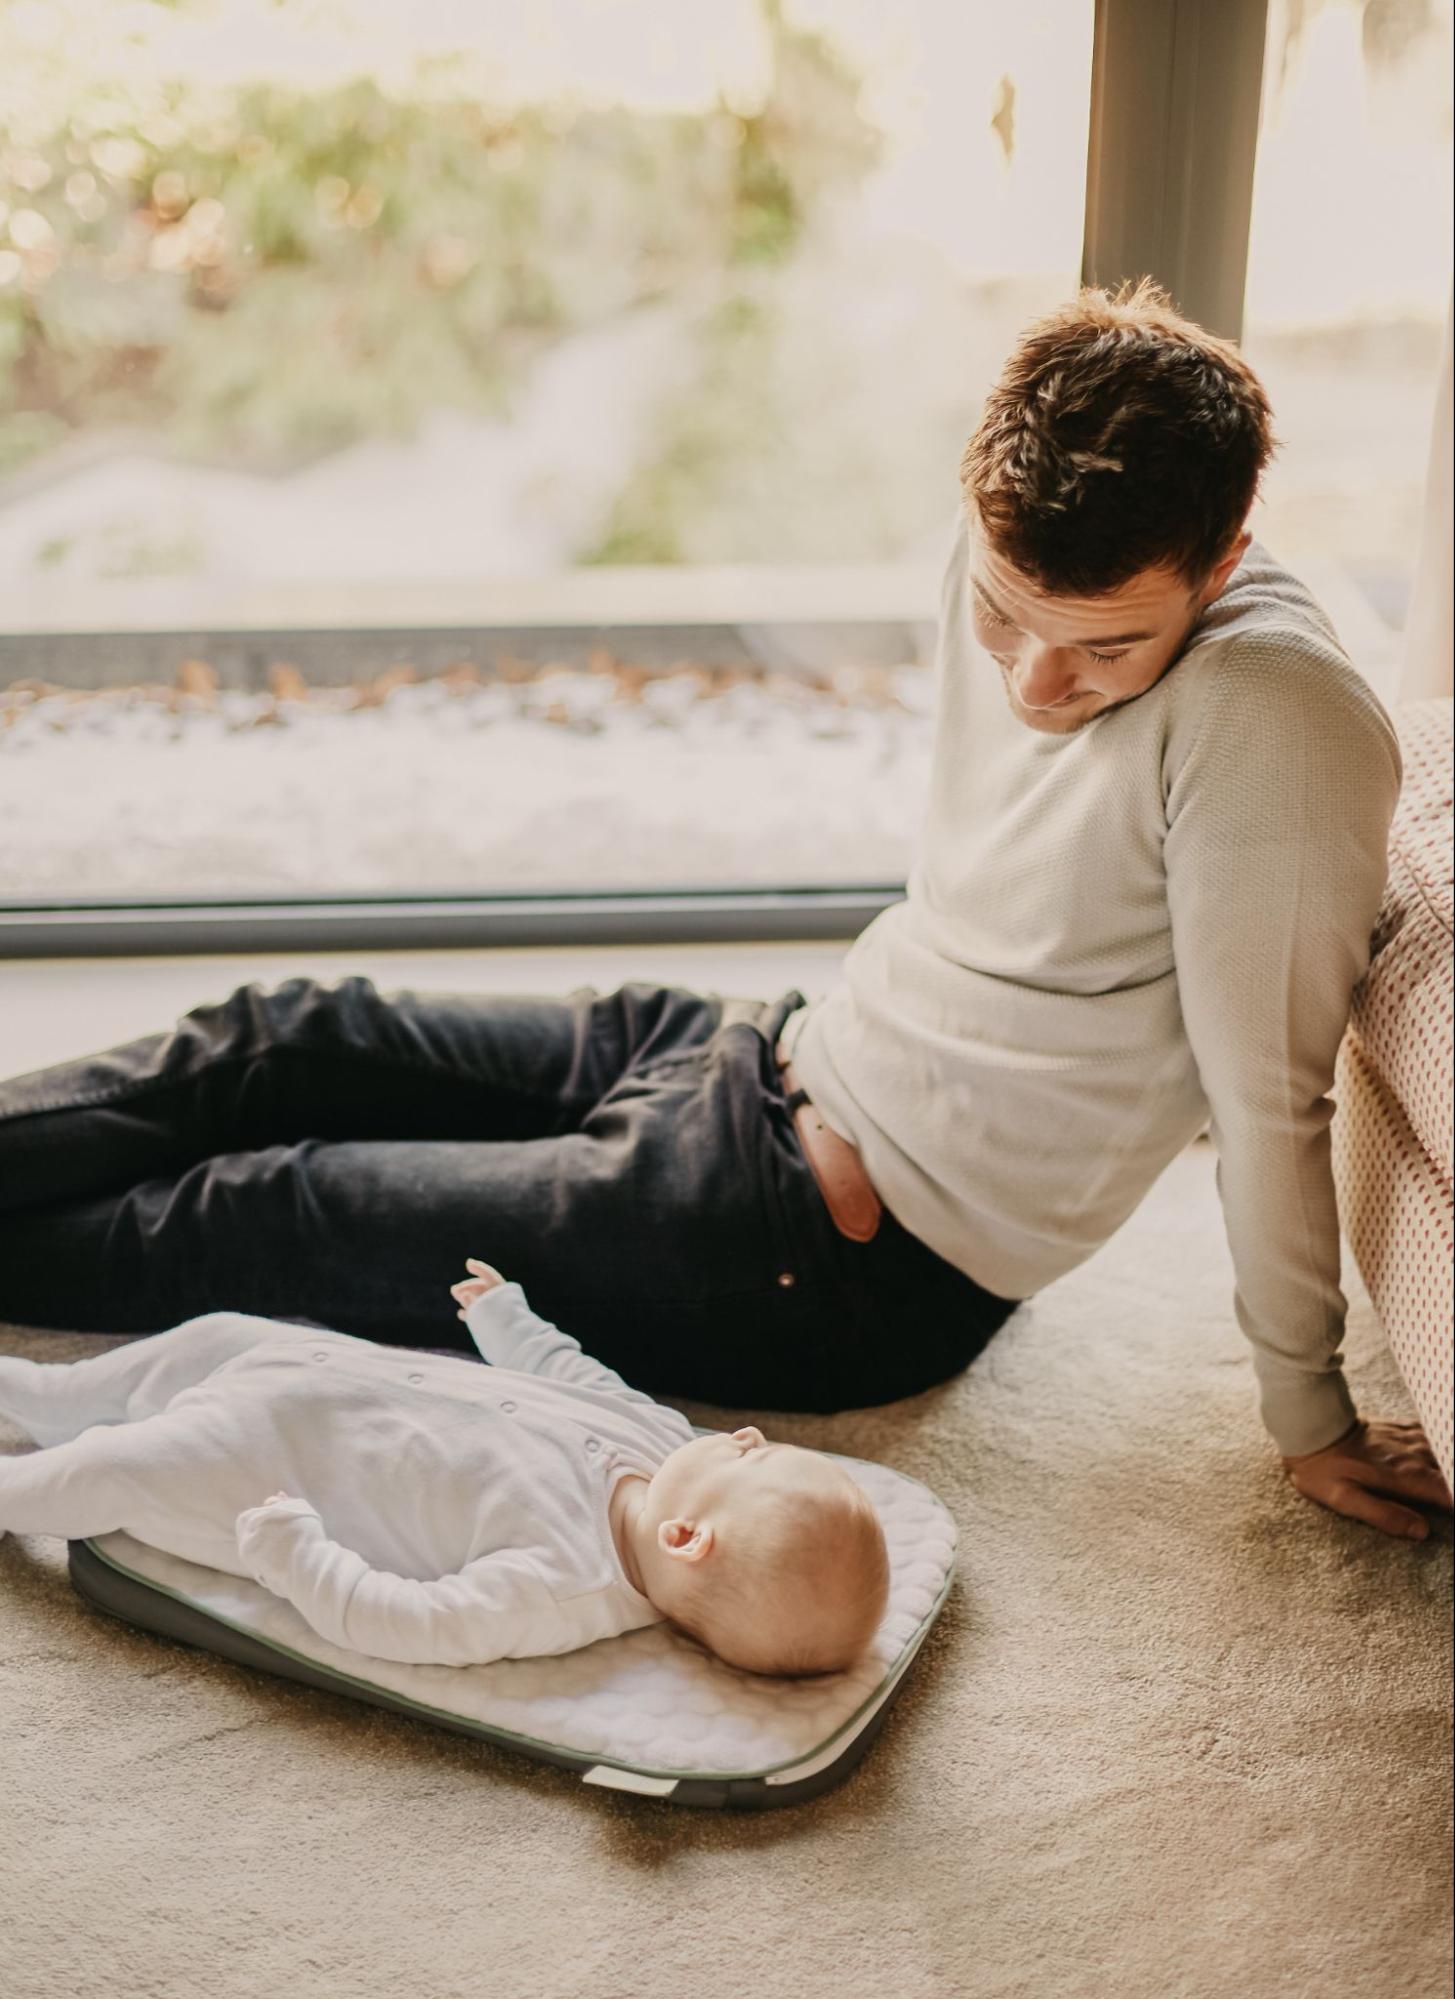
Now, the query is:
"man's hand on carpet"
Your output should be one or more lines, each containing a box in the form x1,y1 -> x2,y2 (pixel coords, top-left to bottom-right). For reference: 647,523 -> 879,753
1282,1418 -> 1453,1539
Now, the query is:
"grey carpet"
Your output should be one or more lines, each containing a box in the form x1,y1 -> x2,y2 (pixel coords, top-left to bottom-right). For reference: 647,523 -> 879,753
2,1137 -> 1450,1999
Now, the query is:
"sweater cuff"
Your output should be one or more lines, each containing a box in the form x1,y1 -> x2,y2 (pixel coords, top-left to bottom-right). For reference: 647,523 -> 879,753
1257,1364 -> 1359,1459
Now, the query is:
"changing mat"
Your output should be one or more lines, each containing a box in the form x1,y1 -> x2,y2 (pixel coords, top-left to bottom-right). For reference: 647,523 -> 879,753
68,1446 -> 956,1810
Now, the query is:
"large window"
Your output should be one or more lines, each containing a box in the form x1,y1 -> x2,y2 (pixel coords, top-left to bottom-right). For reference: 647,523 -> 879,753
0,0 -> 1093,906
1241,0 -> 1454,699
6,0 -> 1446,938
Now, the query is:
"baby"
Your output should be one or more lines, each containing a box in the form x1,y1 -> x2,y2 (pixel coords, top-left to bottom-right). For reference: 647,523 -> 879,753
0,1260 -> 889,1679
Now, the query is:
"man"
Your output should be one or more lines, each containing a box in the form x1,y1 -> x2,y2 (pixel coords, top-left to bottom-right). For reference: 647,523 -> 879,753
2,281 -> 1448,1540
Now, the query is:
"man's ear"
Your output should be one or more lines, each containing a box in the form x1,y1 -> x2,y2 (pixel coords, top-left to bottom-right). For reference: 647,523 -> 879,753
1202,528 -> 1251,603
657,1517 -> 714,1563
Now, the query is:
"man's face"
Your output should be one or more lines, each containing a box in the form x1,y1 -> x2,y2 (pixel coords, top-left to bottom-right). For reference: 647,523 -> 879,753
967,518 -> 1249,736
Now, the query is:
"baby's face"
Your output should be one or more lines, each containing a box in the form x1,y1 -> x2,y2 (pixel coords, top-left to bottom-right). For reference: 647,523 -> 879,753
646,1427 -> 849,1537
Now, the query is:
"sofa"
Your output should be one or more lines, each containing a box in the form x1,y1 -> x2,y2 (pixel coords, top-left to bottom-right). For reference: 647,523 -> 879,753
1332,696 -> 1454,1485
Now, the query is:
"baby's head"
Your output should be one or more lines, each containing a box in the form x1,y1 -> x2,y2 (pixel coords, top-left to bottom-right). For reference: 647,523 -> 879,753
633,1427 -> 889,1677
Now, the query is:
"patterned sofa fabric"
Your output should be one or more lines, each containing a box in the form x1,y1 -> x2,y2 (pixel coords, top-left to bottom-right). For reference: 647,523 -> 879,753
1332,697 -> 1453,1487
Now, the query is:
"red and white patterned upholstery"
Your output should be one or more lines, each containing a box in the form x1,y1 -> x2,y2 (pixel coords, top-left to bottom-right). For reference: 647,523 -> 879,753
1332,697 -> 1454,1486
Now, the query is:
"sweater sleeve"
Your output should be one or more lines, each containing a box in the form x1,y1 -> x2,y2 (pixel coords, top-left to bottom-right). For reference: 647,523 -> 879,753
462,1283 -> 661,1409
1162,633 -> 1402,1456
235,1497 -> 558,1666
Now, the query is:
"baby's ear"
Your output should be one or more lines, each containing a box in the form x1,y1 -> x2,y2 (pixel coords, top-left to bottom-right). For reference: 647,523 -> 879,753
657,1518 -> 714,1563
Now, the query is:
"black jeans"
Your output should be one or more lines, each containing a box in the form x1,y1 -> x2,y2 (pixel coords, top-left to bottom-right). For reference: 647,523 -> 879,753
0,976 -> 1017,1413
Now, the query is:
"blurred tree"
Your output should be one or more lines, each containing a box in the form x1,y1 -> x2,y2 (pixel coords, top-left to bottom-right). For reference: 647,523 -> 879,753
0,2 -> 877,477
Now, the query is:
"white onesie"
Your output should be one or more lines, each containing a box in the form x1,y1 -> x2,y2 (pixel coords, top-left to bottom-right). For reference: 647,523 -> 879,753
0,1285 -> 696,1666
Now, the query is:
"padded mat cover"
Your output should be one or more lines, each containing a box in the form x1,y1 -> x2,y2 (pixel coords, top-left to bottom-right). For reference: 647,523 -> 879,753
79,1452 -> 955,1800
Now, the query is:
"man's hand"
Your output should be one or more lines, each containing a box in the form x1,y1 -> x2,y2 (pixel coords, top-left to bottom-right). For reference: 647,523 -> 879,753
1282,1417 -> 1453,1539
450,1257 -> 506,1320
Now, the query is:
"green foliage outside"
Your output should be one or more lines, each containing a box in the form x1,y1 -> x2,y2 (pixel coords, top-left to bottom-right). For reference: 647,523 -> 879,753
0,0 -> 880,562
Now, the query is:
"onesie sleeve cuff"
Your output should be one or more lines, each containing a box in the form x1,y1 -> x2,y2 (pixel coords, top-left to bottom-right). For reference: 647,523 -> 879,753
463,1282 -> 541,1363
236,1495 -> 319,1527
234,1495 -> 321,1561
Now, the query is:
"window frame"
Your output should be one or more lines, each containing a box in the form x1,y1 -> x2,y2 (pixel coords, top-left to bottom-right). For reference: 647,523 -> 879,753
0,886 -> 905,957
1082,0 -> 1268,342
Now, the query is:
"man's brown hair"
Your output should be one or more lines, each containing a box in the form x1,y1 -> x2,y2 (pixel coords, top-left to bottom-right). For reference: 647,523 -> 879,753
961,278 -> 1277,597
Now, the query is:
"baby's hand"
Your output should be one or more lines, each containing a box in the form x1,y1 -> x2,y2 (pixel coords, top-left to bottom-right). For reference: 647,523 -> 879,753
450,1257 -> 506,1320
261,1491 -> 292,1506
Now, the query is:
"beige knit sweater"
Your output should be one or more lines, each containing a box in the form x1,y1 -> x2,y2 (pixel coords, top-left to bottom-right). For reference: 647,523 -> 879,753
783,517 -> 1402,1457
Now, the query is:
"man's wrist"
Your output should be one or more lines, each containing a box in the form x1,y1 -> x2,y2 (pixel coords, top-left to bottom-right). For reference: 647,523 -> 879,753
1282,1416 -> 1361,1466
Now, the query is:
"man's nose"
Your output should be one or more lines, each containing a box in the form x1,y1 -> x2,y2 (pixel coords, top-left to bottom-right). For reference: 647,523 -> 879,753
1013,645 -> 1079,709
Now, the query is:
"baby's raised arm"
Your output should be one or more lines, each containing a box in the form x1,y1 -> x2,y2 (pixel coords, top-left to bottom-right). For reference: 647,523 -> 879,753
449,1261 -> 662,1410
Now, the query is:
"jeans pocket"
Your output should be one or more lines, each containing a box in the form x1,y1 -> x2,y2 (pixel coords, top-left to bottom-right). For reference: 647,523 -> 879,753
755,1086 -> 842,1300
